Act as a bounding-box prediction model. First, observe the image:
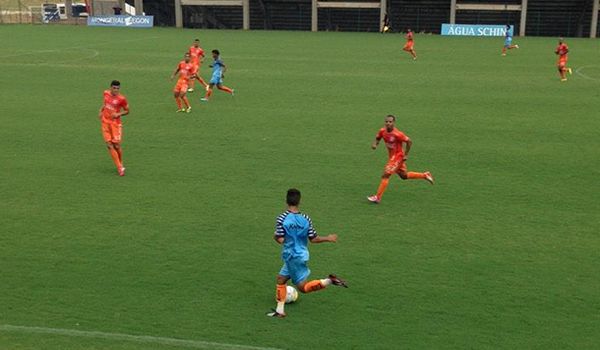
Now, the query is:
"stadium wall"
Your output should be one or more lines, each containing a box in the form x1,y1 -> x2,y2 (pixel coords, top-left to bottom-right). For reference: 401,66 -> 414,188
2,0 -> 596,37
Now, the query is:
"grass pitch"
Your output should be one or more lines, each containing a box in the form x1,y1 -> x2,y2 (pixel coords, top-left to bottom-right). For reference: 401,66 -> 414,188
1,25 -> 599,349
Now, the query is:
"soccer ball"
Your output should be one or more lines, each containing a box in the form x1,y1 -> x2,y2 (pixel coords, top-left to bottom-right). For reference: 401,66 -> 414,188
285,285 -> 299,304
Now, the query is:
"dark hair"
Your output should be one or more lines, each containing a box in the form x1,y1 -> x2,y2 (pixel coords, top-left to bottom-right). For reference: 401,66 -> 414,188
194,38 -> 199,41
111,80 -> 120,87
286,188 -> 301,206
385,114 -> 396,121
212,49 -> 220,55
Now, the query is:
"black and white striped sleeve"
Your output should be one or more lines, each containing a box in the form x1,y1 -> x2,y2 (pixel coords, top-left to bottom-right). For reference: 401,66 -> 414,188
303,214 -> 318,239
274,213 -> 286,237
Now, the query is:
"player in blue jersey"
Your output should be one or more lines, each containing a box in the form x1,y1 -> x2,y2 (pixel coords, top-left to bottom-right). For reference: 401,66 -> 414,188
502,24 -> 519,56
200,49 -> 234,102
267,188 -> 348,318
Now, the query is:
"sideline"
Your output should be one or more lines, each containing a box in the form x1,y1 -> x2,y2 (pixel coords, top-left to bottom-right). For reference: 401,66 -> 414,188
0,324 -> 283,350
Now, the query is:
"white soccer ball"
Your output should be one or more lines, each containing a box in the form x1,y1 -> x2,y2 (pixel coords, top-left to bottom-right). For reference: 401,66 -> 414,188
285,285 -> 298,304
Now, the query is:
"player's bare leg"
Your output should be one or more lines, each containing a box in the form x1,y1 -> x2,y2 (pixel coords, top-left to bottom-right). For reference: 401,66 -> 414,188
559,66 -> 567,81
181,93 -> 192,113
114,143 -> 123,163
201,83 -> 214,102
398,170 -> 434,184
410,49 -> 417,60
368,173 -> 391,203
217,83 -> 234,96
106,142 -> 124,176
197,76 -> 209,91
174,91 -> 184,112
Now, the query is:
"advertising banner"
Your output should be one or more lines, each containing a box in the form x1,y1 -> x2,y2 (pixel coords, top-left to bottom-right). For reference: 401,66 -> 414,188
87,15 -> 154,28
441,24 -> 513,37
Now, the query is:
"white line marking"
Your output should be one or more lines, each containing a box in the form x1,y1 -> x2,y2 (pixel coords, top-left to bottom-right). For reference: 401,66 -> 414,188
575,65 -> 600,81
0,324 -> 282,350
0,36 -> 160,59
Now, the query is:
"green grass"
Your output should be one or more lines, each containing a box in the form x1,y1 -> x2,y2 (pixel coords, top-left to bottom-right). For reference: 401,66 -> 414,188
1,25 -> 599,349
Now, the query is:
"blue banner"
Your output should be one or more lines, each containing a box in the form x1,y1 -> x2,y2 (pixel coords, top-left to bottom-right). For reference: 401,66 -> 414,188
87,15 -> 154,28
441,24 -> 513,37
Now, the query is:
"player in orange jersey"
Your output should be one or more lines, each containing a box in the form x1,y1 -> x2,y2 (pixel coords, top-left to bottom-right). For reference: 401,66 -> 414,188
99,80 -> 129,176
402,28 -> 417,60
187,39 -> 208,92
367,115 -> 433,204
171,52 -> 196,113
555,38 -> 572,82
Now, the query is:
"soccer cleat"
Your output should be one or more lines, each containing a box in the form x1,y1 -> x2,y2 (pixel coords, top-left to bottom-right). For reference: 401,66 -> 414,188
515,44 -> 520,49
567,68 -> 572,75
561,78 -> 568,82
367,195 -> 380,204
231,89 -> 235,96
176,108 -> 185,113
328,274 -> 348,288
424,171 -> 434,185
185,107 -> 192,113
266,309 -> 286,318
118,167 -> 126,177
200,98 -> 209,102
187,88 -> 194,92
501,53 -> 506,56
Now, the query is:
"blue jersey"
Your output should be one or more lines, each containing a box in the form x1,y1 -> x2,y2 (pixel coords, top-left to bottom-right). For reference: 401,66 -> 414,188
212,57 -> 224,76
505,26 -> 513,40
275,210 -> 317,261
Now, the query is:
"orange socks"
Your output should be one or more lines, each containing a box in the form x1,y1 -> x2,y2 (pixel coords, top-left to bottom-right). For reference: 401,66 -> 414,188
302,280 -> 326,293
108,148 -> 122,169
407,172 -> 426,179
376,178 -> 389,198
218,85 -> 233,94
276,284 -> 287,302
175,97 -> 182,109
116,148 -> 122,163
205,89 -> 213,99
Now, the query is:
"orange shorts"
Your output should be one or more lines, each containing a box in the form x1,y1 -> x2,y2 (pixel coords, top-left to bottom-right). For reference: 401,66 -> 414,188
557,57 -> 567,68
102,122 -> 122,144
403,42 -> 414,50
173,80 -> 188,93
384,158 -> 407,175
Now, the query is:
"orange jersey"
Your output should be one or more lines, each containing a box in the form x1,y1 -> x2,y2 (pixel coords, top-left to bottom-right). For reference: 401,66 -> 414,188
376,127 -> 410,160
555,43 -> 568,58
189,46 -> 204,65
176,60 -> 196,82
101,90 -> 128,125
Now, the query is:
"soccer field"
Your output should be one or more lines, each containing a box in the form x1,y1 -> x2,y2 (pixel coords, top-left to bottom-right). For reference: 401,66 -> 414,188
1,25 -> 599,349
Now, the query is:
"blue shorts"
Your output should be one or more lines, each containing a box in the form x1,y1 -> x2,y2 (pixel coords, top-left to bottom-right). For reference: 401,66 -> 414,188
504,38 -> 512,48
278,257 -> 311,285
210,73 -> 222,85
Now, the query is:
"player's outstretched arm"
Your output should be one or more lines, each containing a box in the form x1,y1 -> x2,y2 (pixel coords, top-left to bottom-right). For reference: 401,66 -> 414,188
310,234 -> 338,244
372,139 -> 380,150
171,67 -> 180,80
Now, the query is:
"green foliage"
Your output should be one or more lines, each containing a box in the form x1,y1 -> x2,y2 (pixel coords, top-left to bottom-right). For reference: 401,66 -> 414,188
1,25 -> 599,349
